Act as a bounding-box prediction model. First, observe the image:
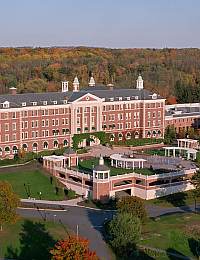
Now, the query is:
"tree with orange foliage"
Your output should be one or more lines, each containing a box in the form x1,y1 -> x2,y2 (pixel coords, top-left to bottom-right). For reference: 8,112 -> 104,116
50,235 -> 99,260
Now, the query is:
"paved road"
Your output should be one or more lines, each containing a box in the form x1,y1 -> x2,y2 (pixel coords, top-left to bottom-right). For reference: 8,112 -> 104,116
17,203 -> 200,260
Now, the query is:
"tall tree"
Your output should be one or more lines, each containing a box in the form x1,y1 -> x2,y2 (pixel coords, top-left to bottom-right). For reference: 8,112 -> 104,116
190,171 -> 200,211
107,213 -> 141,257
0,181 -> 20,231
50,235 -> 99,260
116,196 -> 147,223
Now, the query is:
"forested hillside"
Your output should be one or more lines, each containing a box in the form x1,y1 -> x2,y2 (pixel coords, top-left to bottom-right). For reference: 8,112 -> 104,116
0,47 -> 200,103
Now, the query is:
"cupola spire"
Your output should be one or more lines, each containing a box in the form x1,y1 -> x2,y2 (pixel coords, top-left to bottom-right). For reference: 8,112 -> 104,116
136,74 -> 144,90
73,76 -> 79,92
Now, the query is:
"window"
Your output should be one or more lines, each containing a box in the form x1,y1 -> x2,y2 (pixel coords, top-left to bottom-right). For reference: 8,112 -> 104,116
44,142 -> 48,149
118,133 -> 123,141
32,102 -> 37,106
22,102 -> 26,107
147,121 -> 150,127
126,132 -> 131,140
5,123 -> 9,131
12,112 -> 16,119
53,140 -> 58,148
43,101 -> 47,105
5,134 -> 9,142
42,120 -> 45,127
12,146 -> 18,154
158,111 -> 161,118
148,112 -> 151,118
12,133 -> 16,141
63,140 -> 68,147
77,117 -> 80,125
53,101 -> 57,105
103,115 -> 106,121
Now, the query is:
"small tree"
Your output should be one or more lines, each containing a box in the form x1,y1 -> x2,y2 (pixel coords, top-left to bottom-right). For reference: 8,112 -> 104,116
190,171 -> 200,211
50,235 -> 99,260
116,196 -> 147,223
107,213 -> 141,257
164,125 -> 176,144
0,181 -> 20,231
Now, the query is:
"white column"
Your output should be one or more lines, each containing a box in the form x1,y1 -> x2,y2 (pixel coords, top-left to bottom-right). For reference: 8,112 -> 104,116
173,148 -> 175,157
111,159 -> 113,167
132,161 -> 134,170
138,161 -> 141,169
187,152 -> 190,160
142,161 -> 144,168
115,160 -> 117,168
165,149 -> 167,157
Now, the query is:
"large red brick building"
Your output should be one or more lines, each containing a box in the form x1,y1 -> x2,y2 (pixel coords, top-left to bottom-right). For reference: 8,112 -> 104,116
0,75 -> 166,158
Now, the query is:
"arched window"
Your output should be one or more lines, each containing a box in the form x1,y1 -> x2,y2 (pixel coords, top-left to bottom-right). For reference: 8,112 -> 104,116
118,133 -> 123,141
63,140 -> 68,147
152,130 -> 157,137
135,131 -> 139,139
110,134 -> 115,142
43,142 -> 48,149
32,143 -> 38,151
147,131 -> 151,138
54,140 -> 58,148
12,146 -> 18,154
22,144 -> 28,151
5,146 -> 10,154
126,132 -> 131,140
157,130 -> 161,136
0,147 -> 2,155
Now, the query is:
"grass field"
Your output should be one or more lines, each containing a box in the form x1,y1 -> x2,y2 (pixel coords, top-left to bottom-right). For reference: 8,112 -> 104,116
141,212 -> 200,259
0,168 -> 65,200
78,157 -> 169,176
145,190 -> 200,208
0,218 -> 68,259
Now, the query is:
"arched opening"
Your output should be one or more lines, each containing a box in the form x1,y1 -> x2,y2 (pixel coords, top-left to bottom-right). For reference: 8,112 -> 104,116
0,147 -> 2,155
152,130 -> 157,137
157,130 -> 161,137
5,146 -> 10,154
43,141 -> 48,149
54,140 -> 58,148
118,133 -> 123,141
12,146 -> 18,154
32,143 -> 38,151
63,139 -> 68,147
126,132 -> 131,140
22,144 -> 28,151
135,131 -> 139,139
110,134 -> 115,142
147,131 -> 151,138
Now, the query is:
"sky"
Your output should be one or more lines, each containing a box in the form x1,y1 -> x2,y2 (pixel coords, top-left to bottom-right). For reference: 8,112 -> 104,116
0,0 -> 200,48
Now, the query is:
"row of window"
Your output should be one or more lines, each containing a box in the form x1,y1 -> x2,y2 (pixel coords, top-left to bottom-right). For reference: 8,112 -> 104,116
0,140 -> 69,155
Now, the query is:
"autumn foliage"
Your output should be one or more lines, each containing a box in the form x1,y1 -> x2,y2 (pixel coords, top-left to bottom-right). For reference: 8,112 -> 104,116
50,235 -> 99,260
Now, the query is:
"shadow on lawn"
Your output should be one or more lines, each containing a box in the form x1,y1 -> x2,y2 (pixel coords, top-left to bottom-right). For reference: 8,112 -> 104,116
5,220 -> 56,260
166,248 -> 188,260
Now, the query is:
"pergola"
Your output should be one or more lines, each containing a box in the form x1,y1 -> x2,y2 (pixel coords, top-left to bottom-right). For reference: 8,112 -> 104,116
163,146 -> 197,160
177,139 -> 199,149
110,153 -> 146,169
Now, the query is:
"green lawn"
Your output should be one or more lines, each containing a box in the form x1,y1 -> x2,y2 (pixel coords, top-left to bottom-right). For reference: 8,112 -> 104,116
143,149 -> 165,156
141,212 -> 200,259
78,158 -> 133,176
0,218 -> 68,259
0,169 -> 65,200
78,158 -> 170,176
145,190 -> 200,208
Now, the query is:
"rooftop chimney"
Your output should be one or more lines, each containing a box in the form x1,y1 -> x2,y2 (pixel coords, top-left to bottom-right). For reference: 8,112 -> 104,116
9,87 -> 17,95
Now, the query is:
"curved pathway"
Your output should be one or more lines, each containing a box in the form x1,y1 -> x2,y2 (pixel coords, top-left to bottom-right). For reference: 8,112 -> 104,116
18,199 -> 200,260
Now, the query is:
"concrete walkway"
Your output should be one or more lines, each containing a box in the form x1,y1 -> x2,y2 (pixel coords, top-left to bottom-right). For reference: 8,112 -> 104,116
21,196 -> 84,206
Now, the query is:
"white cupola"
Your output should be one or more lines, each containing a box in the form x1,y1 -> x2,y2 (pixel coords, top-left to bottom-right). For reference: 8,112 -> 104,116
136,74 -> 144,90
89,76 -> 95,87
61,81 -> 69,92
73,76 -> 80,92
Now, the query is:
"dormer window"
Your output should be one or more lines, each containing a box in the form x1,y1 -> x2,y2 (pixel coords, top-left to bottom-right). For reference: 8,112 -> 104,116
152,93 -> 157,99
53,101 -> 57,105
43,101 -> 47,105
118,97 -> 122,101
2,101 -> 10,108
32,102 -> 37,106
126,97 -> 130,101
63,100 -> 67,104
135,96 -> 138,100
109,98 -> 114,102
22,102 -> 26,107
